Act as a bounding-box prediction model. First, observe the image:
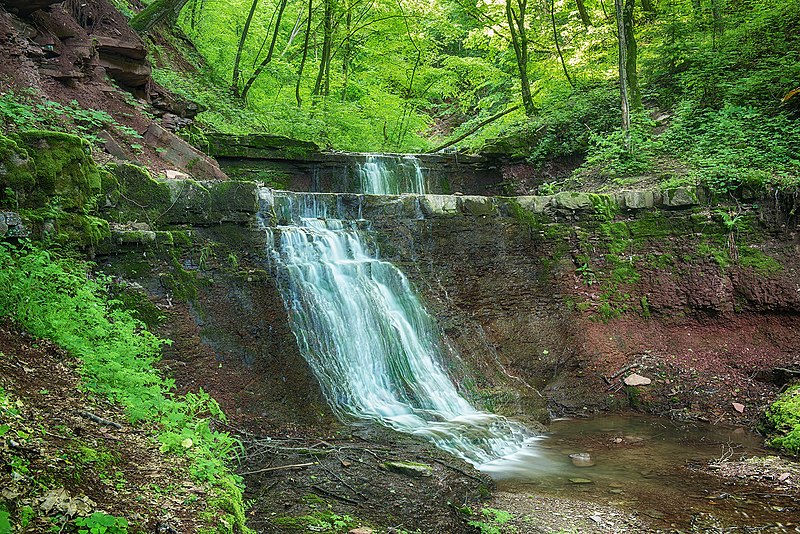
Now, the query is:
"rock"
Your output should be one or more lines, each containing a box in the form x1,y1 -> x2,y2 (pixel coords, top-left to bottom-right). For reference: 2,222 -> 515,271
459,195 -> 496,216
553,191 -> 592,211
205,133 -> 321,160
662,186 -> 699,207
515,195 -> 552,214
97,130 -> 130,160
349,528 -> 374,534
383,461 -> 432,477
0,0 -> 61,16
732,402 -> 745,413
165,170 -> 190,180
143,123 -> 227,181
569,478 -> 594,484
569,452 -> 596,467
616,190 -> 660,210
420,194 -> 459,216
0,218 -> 7,236
624,373 -> 652,386
778,472 -> 791,482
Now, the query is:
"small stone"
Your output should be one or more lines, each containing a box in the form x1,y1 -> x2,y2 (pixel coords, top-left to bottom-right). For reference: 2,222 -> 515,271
341,460 -> 353,467
590,515 -> 602,524
349,528 -> 373,534
624,373 -> 652,386
778,472 -> 791,482
569,478 -> 594,484
609,488 -> 624,494
569,453 -> 596,467
732,402 -> 745,413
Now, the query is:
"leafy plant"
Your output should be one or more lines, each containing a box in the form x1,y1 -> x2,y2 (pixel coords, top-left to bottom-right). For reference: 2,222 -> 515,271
467,507 -> 516,534
73,512 -> 129,534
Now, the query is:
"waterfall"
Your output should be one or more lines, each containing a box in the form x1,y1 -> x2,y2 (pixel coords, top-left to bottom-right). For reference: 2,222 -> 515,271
265,193 -> 533,468
357,154 -> 427,195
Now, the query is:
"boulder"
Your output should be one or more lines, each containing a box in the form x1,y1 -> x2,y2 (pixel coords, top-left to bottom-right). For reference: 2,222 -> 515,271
143,123 -> 227,181
623,373 -> 652,386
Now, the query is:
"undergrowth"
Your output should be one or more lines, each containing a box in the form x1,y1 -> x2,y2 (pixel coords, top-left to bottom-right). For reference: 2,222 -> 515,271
0,241 -> 250,533
762,385 -> 800,456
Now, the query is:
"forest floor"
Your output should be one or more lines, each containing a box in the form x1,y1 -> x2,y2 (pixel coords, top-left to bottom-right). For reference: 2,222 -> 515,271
0,322 -> 214,533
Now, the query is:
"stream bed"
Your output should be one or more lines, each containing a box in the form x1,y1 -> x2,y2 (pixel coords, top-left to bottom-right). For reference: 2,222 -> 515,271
496,414 -> 798,531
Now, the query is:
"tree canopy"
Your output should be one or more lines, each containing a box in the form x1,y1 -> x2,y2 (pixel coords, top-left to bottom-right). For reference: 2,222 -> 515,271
142,0 -> 799,189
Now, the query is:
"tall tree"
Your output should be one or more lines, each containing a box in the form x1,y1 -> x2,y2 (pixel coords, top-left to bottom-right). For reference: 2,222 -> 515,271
241,0 -> 291,101
575,0 -> 591,26
615,0 -> 631,148
232,0 -> 260,96
296,0 -> 314,107
506,0 -> 535,115
551,0 -> 575,87
623,0 -> 641,109
313,0 -> 336,97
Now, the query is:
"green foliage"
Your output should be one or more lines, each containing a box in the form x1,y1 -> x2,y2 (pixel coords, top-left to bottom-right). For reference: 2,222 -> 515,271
0,92 -> 141,147
73,512 -> 129,534
762,385 -> 800,455
0,242 -> 249,533
467,507 -> 516,534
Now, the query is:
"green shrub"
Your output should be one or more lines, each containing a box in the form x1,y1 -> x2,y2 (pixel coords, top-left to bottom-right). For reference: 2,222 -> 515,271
762,385 -> 800,455
0,242 -> 249,532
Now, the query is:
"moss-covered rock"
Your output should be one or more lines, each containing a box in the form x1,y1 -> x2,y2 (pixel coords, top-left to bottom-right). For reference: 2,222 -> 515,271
105,163 -> 172,225
0,133 -> 34,202
761,385 -> 800,456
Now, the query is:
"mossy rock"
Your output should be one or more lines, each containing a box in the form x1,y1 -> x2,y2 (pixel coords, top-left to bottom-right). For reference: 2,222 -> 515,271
0,133 -> 34,201
1,131 -> 101,212
105,163 -> 172,225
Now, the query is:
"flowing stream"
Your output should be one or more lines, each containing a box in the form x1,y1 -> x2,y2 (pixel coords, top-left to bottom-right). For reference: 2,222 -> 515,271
262,185 -> 533,468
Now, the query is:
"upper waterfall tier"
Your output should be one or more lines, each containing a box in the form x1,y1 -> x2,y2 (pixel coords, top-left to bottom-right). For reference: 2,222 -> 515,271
356,154 -> 427,195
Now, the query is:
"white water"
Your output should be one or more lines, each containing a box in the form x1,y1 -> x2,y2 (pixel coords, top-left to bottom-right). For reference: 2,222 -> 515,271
357,154 -> 427,195
265,197 -> 534,468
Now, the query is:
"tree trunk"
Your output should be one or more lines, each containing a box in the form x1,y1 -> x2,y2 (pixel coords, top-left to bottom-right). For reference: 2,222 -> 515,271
241,0 -> 290,101
575,0 -> 591,26
551,0 -> 575,87
615,0 -> 631,149
130,0 -> 191,33
313,0 -> 335,97
296,0 -> 313,107
506,0 -> 535,116
623,0 -> 640,109
232,0 -> 260,96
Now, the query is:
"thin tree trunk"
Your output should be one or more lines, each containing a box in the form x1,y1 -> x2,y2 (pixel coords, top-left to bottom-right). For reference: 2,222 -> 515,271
296,0 -> 313,107
313,0 -> 334,97
640,0 -> 655,13
615,0 -> 631,149
232,0 -> 260,96
575,0 -> 591,26
623,0 -> 640,109
551,0 -> 575,88
506,0 -> 535,115
241,0 -> 290,101
130,0 -> 191,32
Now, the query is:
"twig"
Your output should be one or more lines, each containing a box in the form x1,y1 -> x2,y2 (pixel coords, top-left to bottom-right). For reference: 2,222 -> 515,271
321,463 -> 367,499
311,484 -> 359,505
431,458 -> 484,483
239,462 -> 315,475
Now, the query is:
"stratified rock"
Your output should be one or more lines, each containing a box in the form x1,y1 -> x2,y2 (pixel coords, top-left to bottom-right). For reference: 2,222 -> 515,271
143,123 -> 227,181
623,373 -> 652,386
383,460 -> 432,477
0,0 -> 61,16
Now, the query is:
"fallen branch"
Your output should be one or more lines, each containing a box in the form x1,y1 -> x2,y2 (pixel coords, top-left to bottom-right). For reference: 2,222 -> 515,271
78,411 -> 122,429
239,462 -> 315,475
311,484 -> 360,505
425,105 -> 521,154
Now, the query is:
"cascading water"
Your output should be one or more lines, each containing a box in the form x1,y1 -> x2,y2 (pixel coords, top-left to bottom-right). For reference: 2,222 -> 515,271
263,190 -> 535,470
357,154 -> 427,195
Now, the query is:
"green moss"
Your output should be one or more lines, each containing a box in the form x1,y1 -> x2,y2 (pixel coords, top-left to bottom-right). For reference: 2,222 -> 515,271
106,163 -> 172,225
761,385 -> 800,456
739,248 -> 783,275
17,131 -> 101,211
0,133 -> 34,199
